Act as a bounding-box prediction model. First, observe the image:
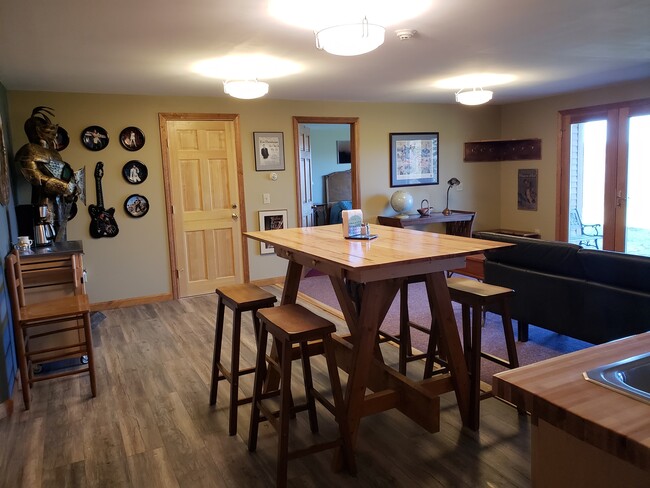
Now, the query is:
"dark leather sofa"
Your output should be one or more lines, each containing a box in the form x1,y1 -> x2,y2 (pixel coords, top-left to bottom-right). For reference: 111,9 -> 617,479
474,232 -> 650,345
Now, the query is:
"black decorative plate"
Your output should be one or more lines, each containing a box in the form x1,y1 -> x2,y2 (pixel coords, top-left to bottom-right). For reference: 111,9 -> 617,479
122,160 -> 148,184
54,126 -> 69,151
81,125 -> 109,151
124,194 -> 149,218
119,126 -> 145,151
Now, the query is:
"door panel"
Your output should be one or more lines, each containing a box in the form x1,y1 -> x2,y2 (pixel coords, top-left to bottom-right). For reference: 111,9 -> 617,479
623,114 -> 650,256
299,124 -> 314,227
167,120 -> 243,296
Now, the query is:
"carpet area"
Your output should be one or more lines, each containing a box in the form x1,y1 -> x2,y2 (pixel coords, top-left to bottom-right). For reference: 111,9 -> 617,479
297,274 -> 592,383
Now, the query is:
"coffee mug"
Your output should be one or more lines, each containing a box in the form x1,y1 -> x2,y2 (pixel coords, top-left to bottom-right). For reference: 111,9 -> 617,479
16,236 -> 33,250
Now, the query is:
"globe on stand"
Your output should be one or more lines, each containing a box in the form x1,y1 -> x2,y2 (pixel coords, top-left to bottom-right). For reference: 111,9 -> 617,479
390,190 -> 414,219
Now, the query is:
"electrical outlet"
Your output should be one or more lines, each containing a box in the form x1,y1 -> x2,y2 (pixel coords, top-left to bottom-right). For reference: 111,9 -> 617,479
456,183 -> 464,191
263,193 -> 271,204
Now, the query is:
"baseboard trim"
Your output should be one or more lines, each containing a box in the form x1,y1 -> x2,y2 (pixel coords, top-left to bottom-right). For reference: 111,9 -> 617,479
0,398 -> 14,419
250,276 -> 285,287
91,293 -> 173,312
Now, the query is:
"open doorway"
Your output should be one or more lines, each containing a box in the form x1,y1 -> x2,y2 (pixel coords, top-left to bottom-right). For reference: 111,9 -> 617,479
292,116 -> 360,227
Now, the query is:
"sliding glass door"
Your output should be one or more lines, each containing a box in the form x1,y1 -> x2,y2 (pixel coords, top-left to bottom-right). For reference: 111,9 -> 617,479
558,99 -> 650,256
623,114 -> 650,256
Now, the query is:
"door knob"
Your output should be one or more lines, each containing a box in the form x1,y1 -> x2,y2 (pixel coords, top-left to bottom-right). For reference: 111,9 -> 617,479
232,213 -> 239,220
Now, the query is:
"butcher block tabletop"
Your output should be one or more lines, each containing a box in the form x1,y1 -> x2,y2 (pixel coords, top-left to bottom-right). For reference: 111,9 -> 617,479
493,332 -> 650,472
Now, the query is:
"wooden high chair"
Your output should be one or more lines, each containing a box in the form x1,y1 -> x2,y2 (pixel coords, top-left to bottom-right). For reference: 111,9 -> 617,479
5,249 -> 96,410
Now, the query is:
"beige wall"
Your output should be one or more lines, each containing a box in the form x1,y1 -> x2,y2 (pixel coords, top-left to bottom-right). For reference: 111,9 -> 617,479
499,79 -> 650,238
7,79 -> 649,304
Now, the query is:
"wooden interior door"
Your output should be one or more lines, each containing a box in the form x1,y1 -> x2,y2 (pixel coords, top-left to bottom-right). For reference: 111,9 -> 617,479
166,119 -> 244,297
299,124 -> 314,227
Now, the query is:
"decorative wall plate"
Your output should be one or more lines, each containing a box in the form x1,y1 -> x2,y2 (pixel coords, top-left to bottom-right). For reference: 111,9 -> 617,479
124,194 -> 149,218
81,125 -> 109,151
122,160 -> 148,184
54,126 -> 69,151
119,126 -> 145,151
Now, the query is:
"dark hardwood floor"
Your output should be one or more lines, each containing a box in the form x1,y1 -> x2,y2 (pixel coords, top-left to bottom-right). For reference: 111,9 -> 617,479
0,289 -> 531,487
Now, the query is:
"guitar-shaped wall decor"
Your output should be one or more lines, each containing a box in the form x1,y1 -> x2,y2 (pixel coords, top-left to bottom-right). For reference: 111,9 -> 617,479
88,161 -> 119,238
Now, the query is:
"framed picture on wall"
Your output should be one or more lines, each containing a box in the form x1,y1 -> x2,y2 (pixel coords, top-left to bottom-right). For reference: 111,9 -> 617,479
258,209 -> 288,254
389,132 -> 439,187
517,168 -> 538,211
254,132 -> 285,171
336,140 -> 351,164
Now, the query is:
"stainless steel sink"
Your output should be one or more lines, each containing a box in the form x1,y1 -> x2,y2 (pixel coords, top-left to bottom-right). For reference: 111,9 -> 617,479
584,352 -> 650,404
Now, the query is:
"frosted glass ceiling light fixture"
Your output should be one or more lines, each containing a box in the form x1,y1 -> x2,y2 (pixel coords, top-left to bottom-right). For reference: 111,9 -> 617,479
223,80 -> 269,99
455,87 -> 493,105
315,17 -> 385,56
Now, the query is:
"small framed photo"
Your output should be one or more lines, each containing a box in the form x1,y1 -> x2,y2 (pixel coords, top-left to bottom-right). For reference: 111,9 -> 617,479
254,132 -> 285,171
258,209 -> 288,254
336,140 -> 351,164
389,132 -> 439,187
518,168 -> 538,211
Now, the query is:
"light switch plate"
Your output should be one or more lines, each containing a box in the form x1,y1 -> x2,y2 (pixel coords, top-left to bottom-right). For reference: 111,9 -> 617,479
263,193 -> 271,204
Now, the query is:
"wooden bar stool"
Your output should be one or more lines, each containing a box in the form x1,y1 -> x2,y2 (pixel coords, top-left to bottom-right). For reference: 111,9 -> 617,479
209,283 -> 277,436
396,275 -> 449,377
248,304 -> 355,488
5,250 -> 96,410
440,277 -> 520,430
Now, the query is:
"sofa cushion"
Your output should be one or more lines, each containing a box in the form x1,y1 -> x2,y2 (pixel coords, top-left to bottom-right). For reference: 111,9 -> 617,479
582,283 -> 650,343
484,261 -> 586,339
578,249 -> 650,294
475,232 -> 585,278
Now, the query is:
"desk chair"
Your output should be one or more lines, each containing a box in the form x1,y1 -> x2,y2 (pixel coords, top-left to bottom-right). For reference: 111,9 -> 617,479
5,249 -> 96,410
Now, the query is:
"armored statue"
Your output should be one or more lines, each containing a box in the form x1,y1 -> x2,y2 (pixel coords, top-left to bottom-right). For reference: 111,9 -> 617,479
14,107 -> 84,241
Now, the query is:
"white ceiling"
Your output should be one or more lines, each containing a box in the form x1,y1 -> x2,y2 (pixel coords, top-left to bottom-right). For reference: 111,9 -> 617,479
1,0 -> 649,104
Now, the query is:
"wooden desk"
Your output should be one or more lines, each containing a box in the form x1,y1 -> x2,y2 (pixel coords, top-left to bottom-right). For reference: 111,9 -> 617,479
245,224 -> 511,450
378,211 -> 474,229
493,333 -> 650,487
479,228 -> 541,239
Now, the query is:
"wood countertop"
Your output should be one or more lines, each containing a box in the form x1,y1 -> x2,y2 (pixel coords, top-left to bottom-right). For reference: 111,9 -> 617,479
493,332 -> 650,472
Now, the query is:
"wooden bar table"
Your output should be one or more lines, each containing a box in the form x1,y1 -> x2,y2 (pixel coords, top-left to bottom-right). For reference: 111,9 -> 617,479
245,224 -> 511,451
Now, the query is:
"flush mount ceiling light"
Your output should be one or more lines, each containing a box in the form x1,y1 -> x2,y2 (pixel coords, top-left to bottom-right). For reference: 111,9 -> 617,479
455,87 -> 494,106
315,17 -> 385,56
223,80 -> 269,99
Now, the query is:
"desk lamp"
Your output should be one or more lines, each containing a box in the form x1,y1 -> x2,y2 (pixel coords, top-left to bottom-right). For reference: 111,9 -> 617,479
442,177 -> 461,216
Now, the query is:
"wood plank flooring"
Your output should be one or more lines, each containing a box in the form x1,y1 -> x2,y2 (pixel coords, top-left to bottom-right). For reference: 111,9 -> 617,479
0,290 -> 532,487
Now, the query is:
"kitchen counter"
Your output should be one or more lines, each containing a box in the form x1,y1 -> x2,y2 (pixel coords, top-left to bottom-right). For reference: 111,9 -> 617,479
18,240 -> 83,258
494,332 -> 650,487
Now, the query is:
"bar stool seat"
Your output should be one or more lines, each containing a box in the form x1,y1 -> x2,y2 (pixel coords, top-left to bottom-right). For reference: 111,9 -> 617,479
248,304 -> 355,488
438,277 -> 520,430
209,283 -> 277,436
